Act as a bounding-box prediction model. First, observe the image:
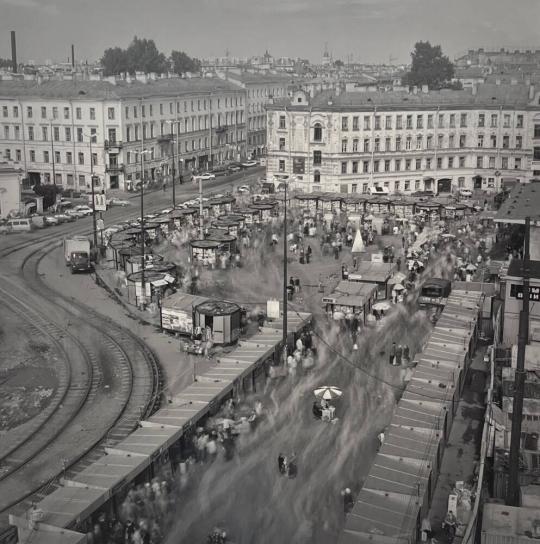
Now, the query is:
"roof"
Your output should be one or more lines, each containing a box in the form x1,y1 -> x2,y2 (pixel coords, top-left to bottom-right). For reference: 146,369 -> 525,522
223,71 -> 293,85
495,181 -> 540,224
269,83 -> 535,111
0,77 -> 244,101
506,259 -> 540,280
482,503 -> 540,537
349,262 -> 396,283
162,292 -> 209,312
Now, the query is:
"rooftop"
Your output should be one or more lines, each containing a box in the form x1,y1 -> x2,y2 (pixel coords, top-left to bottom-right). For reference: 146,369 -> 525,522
495,181 -> 540,224
506,259 -> 540,280
482,503 -> 540,538
0,77 -> 244,101
222,71 -> 294,85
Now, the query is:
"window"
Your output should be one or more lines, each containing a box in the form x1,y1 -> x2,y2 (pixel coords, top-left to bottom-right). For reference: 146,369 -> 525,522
374,138 -> 380,152
535,124 -> 540,139
77,128 -> 83,142
395,137 -> 401,151
27,106 -> 33,118
141,105 -> 146,118
438,114 -> 444,128
53,126 -> 59,141
362,182 -> 369,193
478,113 -> 485,128
449,134 -> 455,148
395,159 -> 401,171
459,156 -> 466,168
78,174 -> 85,186
502,135 -> 509,148
363,139 -> 370,152
66,151 -> 72,164
516,135 -> 523,149
449,114 -> 455,128
384,159 -> 391,172
41,106 -> 47,119
416,115 -> 423,129
76,107 -> 82,120
43,150 -> 49,163
426,158 -> 432,169
78,152 -> 84,165
4,149 -> 10,160
437,134 -> 443,148
448,157 -> 454,168
352,138 -> 359,152
503,114 -> 511,128
476,156 -> 483,168
14,126 -> 19,140
15,149 -> 21,161
415,158 -> 421,170
92,153 -> 97,166
416,135 -> 422,150
385,116 -> 392,129
490,114 -> 498,128
405,159 -> 411,171
517,114 -> 524,129
42,126 -> 48,141
427,114 -> 433,129
436,157 -> 443,169
374,116 -> 381,130
502,157 -> 508,169
489,156 -> 495,168
515,158 -> 521,169
341,139 -> 348,153
313,150 -> 322,165
404,180 -> 410,191
342,117 -> 349,131
52,107 -> 58,119
405,136 -> 412,150
351,184 -> 357,193
385,137 -> 391,151
490,134 -> 497,148
406,115 -> 412,129
28,127 -> 34,141
477,134 -> 484,148
67,174 -> 74,186
373,160 -> 379,172
108,107 -> 115,120
459,134 -> 466,148
460,113 -> 467,128
352,116 -> 359,131
313,123 -> 322,141
364,116 -> 370,130
279,115 -> 286,129
29,150 -> 35,161
426,135 -> 433,149
279,137 -> 286,151
352,161 -> 358,173
394,180 -> 400,192
3,126 -> 8,139
314,170 -> 321,182
341,161 -> 347,174
362,160 -> 369,173
396,115 -> 402,129
2,106 -> 7,117
13,106 -> 18,117
54,151 -> 60,163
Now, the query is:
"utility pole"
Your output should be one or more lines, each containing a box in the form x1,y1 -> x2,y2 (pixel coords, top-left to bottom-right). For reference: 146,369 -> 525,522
171,129 -> 176,208
282,181 -> 288,362
199,177 -> 204,239
89,136 -> 98,254
50,121 -> 56,184
507,216 -> 531,506
140,149 -> 146,307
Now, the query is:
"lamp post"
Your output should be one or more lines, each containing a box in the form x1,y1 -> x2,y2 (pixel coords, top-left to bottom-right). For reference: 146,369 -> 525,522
165,120 -> 177,208
88,135 -> 98,254
139,149 -> 150,307
50,120 -> 56,185
282,180 -> 288,363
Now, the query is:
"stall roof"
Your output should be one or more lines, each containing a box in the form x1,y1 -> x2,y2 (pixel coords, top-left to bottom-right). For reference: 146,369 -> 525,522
412,360 -> 458,386
105,425 -> 180,457
381,424 -> 441,465
349,262 -> 396,283
403,376 -> 455,404
391,398 -> 446,431
335,281 -> 377,297
190,239 -> 222,249
494,180 -> 540,225
161,292 -> 209,312
196,299 -> 241,316
64,453 -> 150,492
342,488 -> 420,542
143,400 -> 210,428
14,525 -> 87,544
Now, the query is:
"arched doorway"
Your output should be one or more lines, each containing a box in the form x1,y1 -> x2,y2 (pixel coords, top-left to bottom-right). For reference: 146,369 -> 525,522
437,178 -> 452,194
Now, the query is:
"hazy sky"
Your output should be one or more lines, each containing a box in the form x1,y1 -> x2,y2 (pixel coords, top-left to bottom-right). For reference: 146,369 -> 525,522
0,0 -> 537,65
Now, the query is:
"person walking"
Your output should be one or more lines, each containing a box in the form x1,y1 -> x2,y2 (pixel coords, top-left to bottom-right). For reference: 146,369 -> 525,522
403,344 -> 410,364
389,342 -> 396,365
341,488 -> 354,513
395,344 -> 403,366
278,453 -> 286,475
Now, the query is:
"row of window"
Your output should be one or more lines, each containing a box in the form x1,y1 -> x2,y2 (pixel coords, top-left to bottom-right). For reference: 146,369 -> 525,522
247,87 -> 285,99
278,112 -> 526,132
3,148 -> 98,165
37,172 -> 88,186
1,125 -> 100,143
1,104 -> 116,121
124,96 -> 244,120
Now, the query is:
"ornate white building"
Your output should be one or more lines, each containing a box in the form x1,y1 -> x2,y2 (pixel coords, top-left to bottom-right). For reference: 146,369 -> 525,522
266,84 -> 540,194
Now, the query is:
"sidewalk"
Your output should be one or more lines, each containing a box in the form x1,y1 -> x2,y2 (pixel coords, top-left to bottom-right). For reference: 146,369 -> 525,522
427,346 -> 488,542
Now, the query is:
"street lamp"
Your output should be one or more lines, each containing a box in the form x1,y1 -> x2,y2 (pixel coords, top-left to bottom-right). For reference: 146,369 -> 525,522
49,120 -> 56,185
282,179 -> 288,363
84,132 -> 99,258
139,149 -> 151,307
165,120 -> 178,208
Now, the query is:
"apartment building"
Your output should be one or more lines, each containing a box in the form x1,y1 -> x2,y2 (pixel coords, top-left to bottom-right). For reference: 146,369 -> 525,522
0,75 -> 247,192
266,83 -> 540,195
218,72 -> 292,156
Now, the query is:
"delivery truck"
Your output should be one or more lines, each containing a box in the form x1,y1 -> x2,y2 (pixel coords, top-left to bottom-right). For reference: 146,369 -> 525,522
63,236 -> 92,273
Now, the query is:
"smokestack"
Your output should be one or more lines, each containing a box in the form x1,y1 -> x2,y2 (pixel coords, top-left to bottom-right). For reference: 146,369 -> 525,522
11,31 -> 17,73
71,44 -> 75,69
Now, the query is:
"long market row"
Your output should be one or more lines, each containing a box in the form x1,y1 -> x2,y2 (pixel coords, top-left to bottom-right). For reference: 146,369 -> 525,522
9,311 -> 312,544
339,288 -> 486,544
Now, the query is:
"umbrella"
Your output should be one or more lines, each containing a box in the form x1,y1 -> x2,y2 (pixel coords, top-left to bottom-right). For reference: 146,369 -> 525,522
314,386 -> 343,400
373,301 -> 391,312
351,229 -> 366,253
390,272 -> 407,284
466,263 -> 477,272
392,284 -> 405,292
441,234 -> 456,239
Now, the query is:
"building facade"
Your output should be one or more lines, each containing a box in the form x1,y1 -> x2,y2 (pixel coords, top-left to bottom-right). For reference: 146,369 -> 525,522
0,75 -> 247,192
266,84 -> 540,195
0,163 -> 22,218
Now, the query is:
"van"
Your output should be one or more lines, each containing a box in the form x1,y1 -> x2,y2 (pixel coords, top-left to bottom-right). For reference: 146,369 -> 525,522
6,218 -> 36,232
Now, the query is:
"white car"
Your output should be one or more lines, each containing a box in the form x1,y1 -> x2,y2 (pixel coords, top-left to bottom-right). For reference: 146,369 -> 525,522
459,189 -> 473,198
194,172 -> 216,181
237,185 -> 251,194
66,209 -> 86,219
241,161 -> 257,168
108,198 -> 131,207
74,205 -> 93,216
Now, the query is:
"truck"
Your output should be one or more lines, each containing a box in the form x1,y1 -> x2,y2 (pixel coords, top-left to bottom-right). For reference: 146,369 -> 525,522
63,236 -> 92,273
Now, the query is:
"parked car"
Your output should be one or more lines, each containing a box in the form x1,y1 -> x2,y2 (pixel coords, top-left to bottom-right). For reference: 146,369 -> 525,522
43,215 -> 60,226
6,218 -> 36,232
193,172 -> 216,181
74,205 -> 93,216
0,220 -> 12,234
227,164 -> 242,173
65,209 -> 85,219
241,161 -> 257,168
212,166 -> 229,177
108,198 -> 131,207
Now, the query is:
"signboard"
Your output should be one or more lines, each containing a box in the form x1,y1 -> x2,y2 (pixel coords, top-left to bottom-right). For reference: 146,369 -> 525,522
510,284 -> 540,302
371,253 -> 384,263
161,308 -> 193,334
292,157 -> 305,175
96,219 -> 105,231
92,193 -> 107,212
267,299 -> 280,320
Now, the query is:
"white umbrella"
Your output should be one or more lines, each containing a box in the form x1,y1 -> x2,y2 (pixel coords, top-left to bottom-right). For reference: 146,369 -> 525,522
390,272 -> 407,284
392,284 -> 405,292
351,229 -> 366,253
333,311 -> 345,321
314,386 -> 343,400
466,263 -> 477,272
373,301 -> 391,312
441,233 -> 455,239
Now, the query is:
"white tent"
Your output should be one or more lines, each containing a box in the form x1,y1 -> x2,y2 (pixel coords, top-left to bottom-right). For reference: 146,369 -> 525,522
351,229 -> 366,253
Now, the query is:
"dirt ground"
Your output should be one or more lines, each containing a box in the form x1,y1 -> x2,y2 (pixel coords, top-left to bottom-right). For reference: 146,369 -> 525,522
0,307 -> 60,431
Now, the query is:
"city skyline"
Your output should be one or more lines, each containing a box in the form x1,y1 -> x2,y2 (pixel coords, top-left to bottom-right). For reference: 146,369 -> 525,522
0,0 -> 538,66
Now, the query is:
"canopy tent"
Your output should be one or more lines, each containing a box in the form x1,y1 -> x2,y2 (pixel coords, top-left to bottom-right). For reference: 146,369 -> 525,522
351,229 -> 365,253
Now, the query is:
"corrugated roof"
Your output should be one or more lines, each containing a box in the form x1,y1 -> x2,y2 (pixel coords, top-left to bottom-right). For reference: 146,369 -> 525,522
495,181 -> 540,224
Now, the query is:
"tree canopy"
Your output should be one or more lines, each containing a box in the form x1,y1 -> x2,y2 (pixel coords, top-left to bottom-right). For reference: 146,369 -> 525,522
0,58 -> 13,69
34,183 -> 63,210
100,37 -> 200,76
403,41 -> 455,90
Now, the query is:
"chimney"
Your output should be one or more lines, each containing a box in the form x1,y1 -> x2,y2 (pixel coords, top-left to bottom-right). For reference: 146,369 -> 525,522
10,31 -> 17,73
71,44 -> 75,69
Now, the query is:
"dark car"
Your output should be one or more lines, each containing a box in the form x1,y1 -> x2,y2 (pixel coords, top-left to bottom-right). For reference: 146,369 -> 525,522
212,166 -> 229,177
227,164 -> 242,173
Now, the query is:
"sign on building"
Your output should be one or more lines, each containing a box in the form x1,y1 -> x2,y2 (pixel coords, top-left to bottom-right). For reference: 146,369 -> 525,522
510,284 -> 540,302
292,157 -> 305,175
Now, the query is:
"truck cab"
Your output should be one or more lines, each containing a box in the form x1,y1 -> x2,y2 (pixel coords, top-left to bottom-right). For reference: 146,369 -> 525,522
70,251 -> 92,273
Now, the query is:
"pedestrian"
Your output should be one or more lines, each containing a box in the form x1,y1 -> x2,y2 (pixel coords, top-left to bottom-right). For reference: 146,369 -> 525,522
341,488 -> 354,513
389,342 -> 396,365
378,431 -> 385,448
421,517 -> 432,542
278,453 -> 286,475
395,344 -> 403,366
443,511 -> 457,539
294,277 -> 301,292
333,245 -> 339,260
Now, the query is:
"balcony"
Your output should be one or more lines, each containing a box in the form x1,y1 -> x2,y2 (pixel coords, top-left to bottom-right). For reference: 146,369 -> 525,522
105,164 -> 125,174
104,140 -> 123,150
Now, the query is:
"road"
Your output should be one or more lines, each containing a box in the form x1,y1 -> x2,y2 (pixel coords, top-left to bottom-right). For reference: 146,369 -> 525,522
0,169 -> 262,521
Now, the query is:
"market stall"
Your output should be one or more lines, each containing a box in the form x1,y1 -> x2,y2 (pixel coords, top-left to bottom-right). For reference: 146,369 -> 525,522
160,292 -> 209,335
234,207 -> 260,225
322,281 -> 377,324
212,218 -> 241,236
348,261 -> 397,299
415,202 -> 442,223
366,196 -> 390,216
125,253 -> 164,275
343,197 -> 366,215
294,194 -> 319,213
126,269 -> 176,307
193,299 -> 242,345
319,194 -> 343,213
249,202 -> 276,223
170,208 -> 197,229
107,237 -> 136,269
392,199 -> 416,219
189,239 -> 223,267
205,229 -> 237,253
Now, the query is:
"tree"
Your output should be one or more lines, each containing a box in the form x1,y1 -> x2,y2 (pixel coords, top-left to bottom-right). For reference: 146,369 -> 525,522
34,184 -> 63,210
334,59 -> 344,68
101,47 -> 128,76
403,41 -> 455,90
0,58 -> 13,70
126,37 -> 168,74
170,50 -> 201,75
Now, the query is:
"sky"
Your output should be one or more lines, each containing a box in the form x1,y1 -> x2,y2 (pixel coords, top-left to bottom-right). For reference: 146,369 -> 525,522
0,0 -> 538,65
